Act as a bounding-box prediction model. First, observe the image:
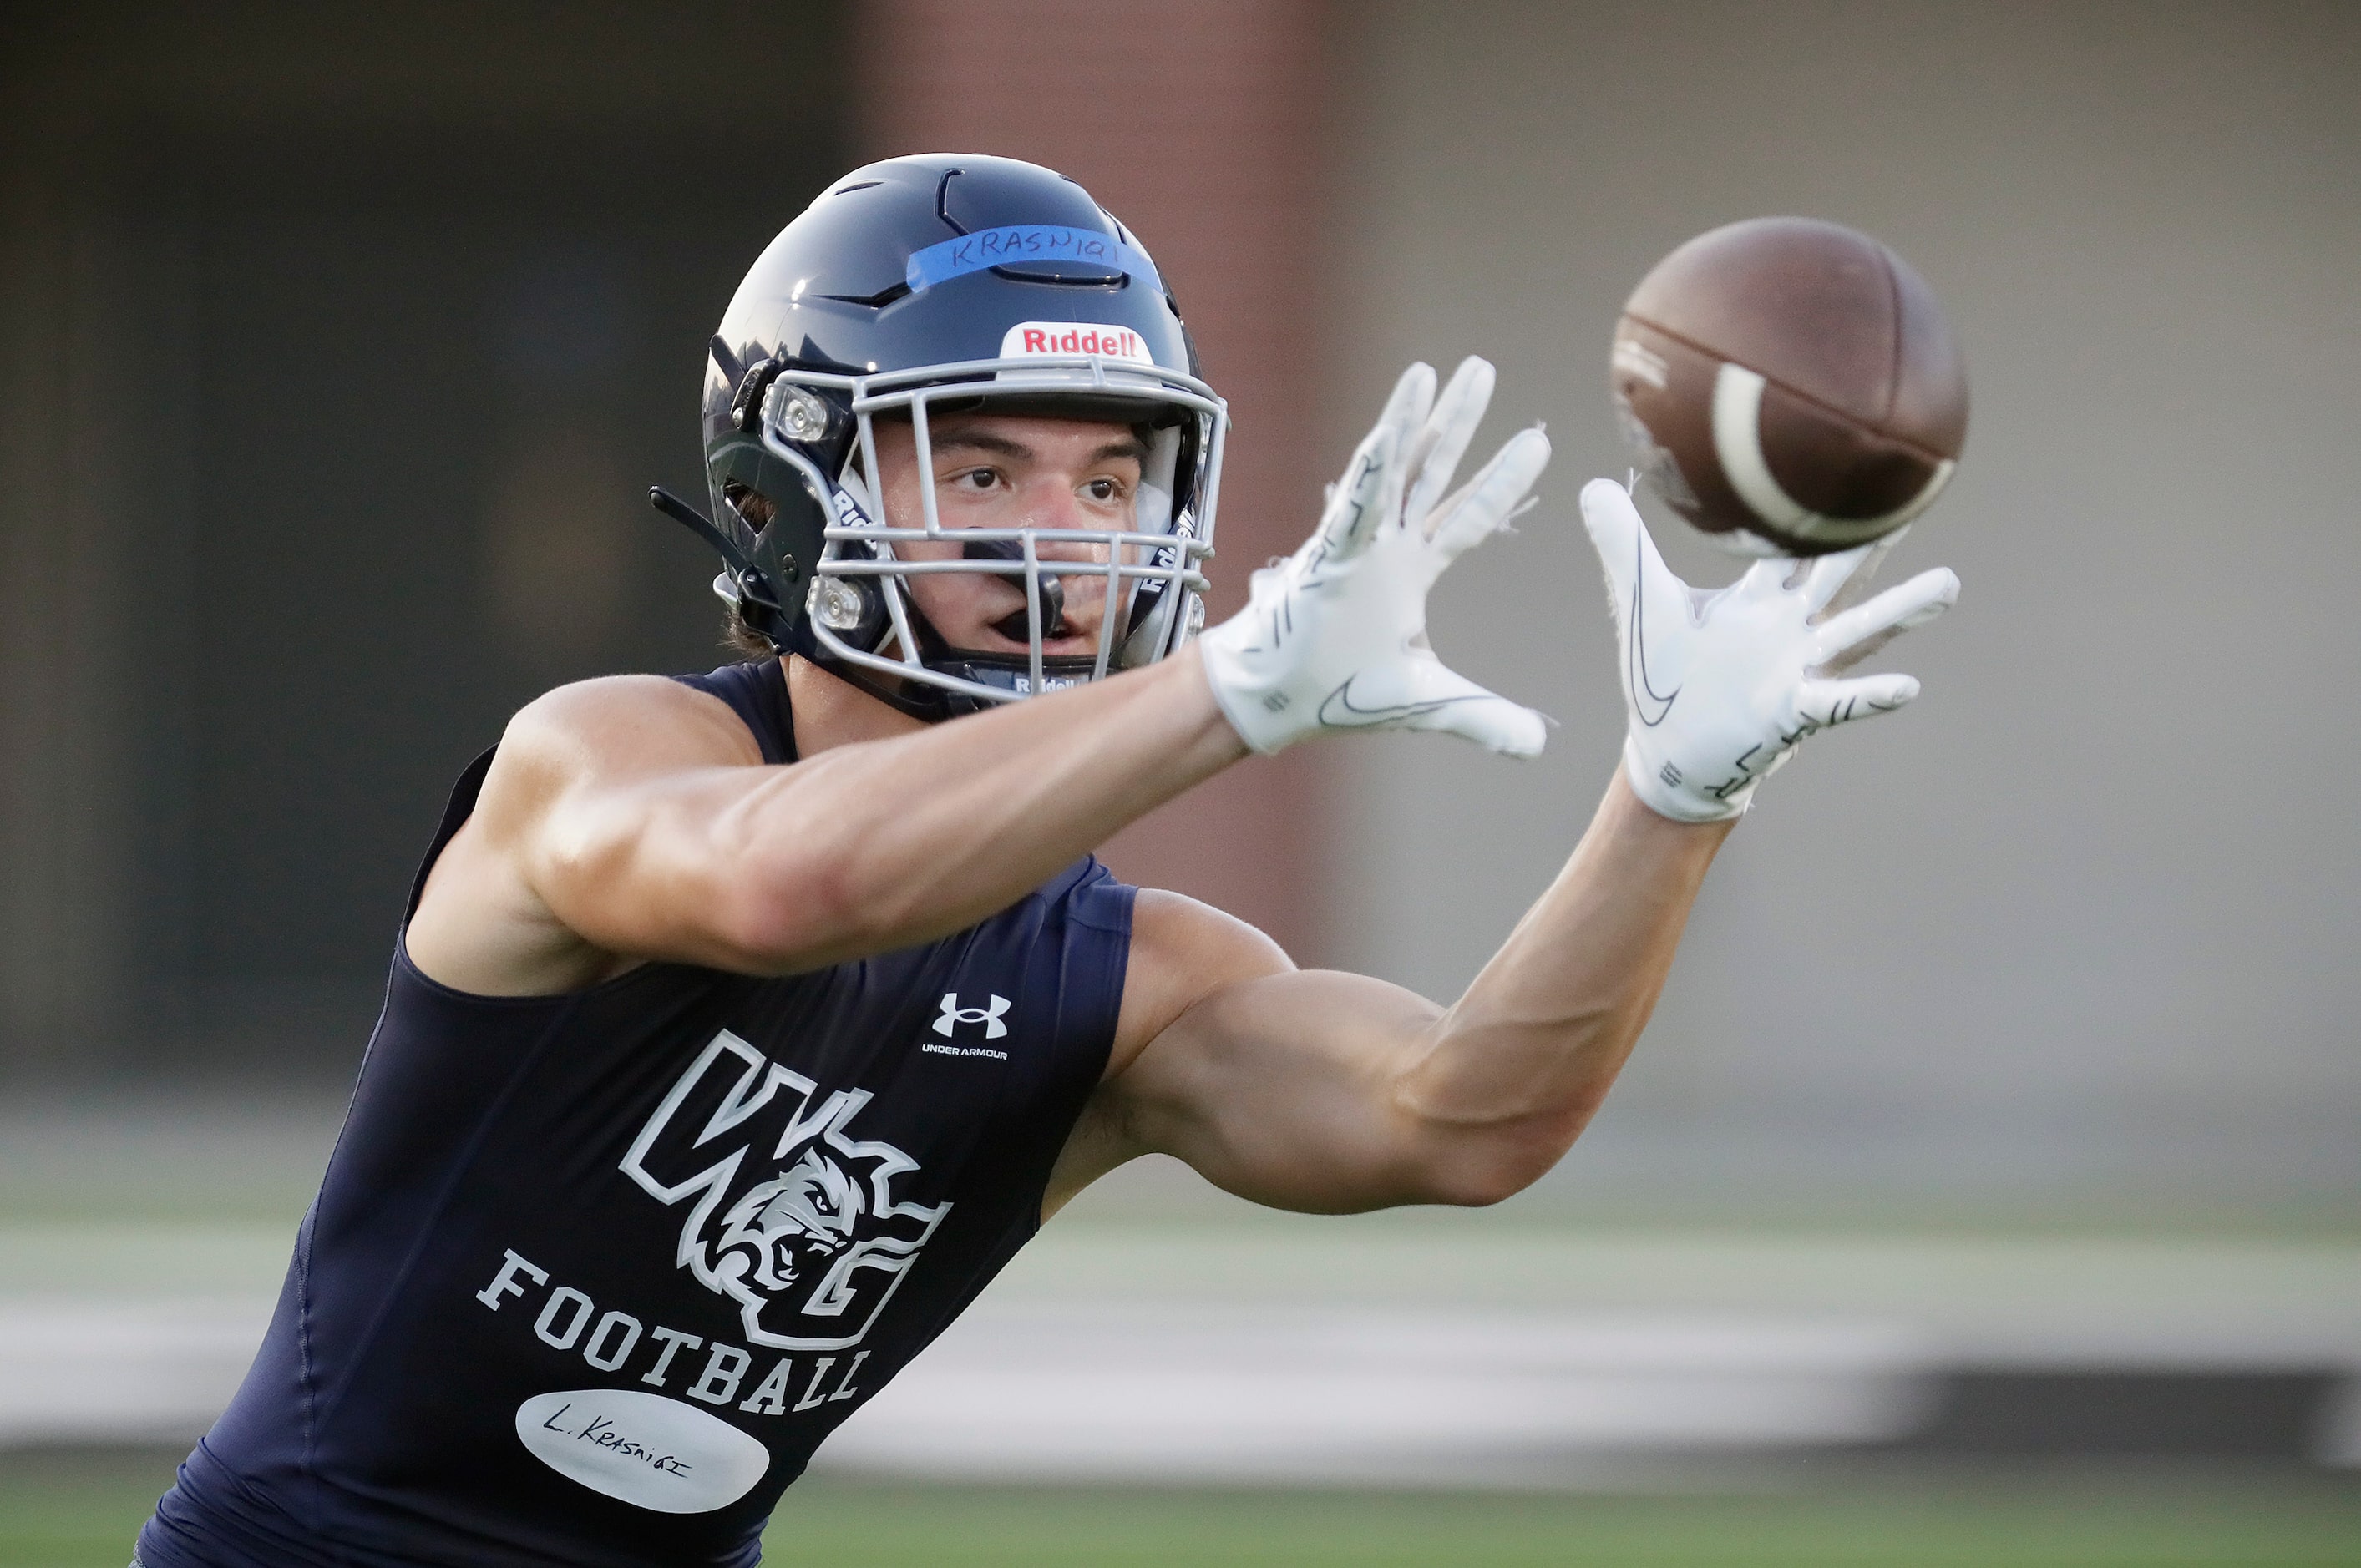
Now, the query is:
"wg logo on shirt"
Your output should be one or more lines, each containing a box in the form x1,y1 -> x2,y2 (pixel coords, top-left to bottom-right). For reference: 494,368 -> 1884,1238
621,1030 -> 950,1353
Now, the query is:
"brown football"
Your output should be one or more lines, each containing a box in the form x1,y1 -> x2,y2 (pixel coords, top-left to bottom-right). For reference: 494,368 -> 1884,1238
1610,217 -> 1968,555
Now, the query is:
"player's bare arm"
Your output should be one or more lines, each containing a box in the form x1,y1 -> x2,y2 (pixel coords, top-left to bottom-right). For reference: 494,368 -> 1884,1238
406,648 -> 1242,993
1056,773 -> 1727,1216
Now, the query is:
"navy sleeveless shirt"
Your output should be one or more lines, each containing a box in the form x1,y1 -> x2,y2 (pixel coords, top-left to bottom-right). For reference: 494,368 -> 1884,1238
140,660 -> 1135,1568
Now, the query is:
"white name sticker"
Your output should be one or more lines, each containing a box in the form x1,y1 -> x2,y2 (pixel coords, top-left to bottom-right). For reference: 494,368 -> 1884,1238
1000,322 -> 1153,364
515,1388 -> 770,1514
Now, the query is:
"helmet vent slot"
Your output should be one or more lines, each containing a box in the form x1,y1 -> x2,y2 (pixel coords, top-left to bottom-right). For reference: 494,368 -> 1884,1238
814,281 -> 912,310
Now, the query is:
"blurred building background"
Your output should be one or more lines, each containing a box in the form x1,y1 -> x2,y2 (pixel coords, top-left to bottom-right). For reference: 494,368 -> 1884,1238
0,4 -> 859,1077
1,0 -> 2358,1554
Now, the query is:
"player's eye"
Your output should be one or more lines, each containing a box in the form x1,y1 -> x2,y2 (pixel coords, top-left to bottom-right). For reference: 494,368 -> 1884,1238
950,468 -> 1000,492
1082,478 -> 1124,503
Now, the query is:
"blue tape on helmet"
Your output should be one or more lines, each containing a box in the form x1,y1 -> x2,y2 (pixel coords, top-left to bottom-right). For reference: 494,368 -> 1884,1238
904,225 -> 1163,294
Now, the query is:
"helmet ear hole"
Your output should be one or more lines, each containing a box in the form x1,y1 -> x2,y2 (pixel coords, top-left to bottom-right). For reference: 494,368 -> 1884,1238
723,482 -> 776,529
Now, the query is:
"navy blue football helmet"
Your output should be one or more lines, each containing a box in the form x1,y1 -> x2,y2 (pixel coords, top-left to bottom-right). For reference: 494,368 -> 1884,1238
655,154 -> 1227,718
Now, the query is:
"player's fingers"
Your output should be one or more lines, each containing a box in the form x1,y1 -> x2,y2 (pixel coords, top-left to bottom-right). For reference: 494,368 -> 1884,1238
1427,427 -> 1549,564
1321,362 -> 1432,542
1796,539 -> 1884,614
1796,671 -> 1921,729
1813,623 -> 1902,676
1405,356 -> 1495,530
1365,361 -> 1436,539
1741,559 -> 1791,594
1310,655 -> 1547,757
1315,421 -> 1399,559
1580,477 -> 1686,630
1398,660 -> 1548,758
1375,361 -> 1437,473
1812,528 -> 1908,621
1392,357 -> 1440,423
1811,567 -> 1960,663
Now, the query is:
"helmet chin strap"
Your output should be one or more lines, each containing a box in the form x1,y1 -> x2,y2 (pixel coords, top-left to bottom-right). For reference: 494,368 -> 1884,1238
844,619 -> 1100,720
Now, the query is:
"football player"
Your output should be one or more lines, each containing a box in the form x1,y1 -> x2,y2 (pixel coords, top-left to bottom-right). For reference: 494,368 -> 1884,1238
136,155 -> 1957,1568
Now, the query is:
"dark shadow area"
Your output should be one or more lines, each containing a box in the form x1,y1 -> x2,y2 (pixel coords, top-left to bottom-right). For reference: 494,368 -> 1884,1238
1902,1368 -> 2348,1460
0,4 -> 849,1084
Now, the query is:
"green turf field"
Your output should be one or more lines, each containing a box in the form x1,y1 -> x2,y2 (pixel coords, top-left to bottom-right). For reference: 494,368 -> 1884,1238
8,1450 -> 2358,1568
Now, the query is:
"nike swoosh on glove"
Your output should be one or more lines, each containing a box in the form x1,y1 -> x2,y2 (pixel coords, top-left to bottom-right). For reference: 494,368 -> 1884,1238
1198,357 -> 1551,757
1582,477 -> 1960,822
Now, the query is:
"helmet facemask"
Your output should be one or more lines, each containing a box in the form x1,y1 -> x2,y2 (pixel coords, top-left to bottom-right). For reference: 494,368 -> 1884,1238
728,351 -> 1225,719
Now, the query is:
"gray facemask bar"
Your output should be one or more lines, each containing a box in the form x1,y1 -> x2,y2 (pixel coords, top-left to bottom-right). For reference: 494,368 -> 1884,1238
755,354 -> 1227,706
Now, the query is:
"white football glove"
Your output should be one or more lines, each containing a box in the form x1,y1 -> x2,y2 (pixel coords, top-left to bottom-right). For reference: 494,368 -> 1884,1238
1582,477 -> 1959,823
1198,358 -> 1550,757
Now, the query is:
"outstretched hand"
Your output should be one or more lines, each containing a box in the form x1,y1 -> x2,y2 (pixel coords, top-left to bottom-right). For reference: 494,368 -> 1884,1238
1582,478 -> 1959,822
1197,357 -> 1551,757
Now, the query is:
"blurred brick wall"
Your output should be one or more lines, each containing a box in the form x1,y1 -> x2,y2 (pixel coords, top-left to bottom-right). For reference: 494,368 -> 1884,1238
855,0 -> 1339,961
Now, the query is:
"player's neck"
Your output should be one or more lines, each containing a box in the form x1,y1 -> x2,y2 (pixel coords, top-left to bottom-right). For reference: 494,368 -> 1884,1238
784,655 -> 929,757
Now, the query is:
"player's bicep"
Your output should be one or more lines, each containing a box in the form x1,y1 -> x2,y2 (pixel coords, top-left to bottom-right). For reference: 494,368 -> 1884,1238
1113,961 -> 1451,1216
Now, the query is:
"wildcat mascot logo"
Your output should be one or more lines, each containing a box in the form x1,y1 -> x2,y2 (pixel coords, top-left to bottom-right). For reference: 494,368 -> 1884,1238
621,1030 -> 950,1352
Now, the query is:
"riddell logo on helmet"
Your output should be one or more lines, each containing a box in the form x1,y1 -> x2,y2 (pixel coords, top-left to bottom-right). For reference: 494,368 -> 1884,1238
1001,323 -> 1152,365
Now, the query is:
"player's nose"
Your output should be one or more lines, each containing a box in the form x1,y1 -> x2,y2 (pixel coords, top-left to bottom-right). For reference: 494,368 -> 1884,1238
1033,514 -> 1111,559
1014,474 -> 1119,547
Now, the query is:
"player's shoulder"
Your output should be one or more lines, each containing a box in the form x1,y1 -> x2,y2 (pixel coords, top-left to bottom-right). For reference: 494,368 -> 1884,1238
508,670 -> 750,743
471,674 -> 764,835
1107,888 -> 1294,1076
504,674 -> 762,773
1129,888 -> 1291,971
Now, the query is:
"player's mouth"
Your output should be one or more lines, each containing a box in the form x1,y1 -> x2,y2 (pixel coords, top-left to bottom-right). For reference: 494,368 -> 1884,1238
962,540 -> 1106,653
989,604 -> 1058,643
983,594 -> 1100,653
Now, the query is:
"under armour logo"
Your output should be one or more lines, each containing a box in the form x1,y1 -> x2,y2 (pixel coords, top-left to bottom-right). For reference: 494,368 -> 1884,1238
933,993 -> 1011,1040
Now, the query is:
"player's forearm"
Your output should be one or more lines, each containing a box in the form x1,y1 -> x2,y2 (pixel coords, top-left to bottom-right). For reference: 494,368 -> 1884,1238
1392,770 -> 1730,1196
719,649 -> 1244,969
